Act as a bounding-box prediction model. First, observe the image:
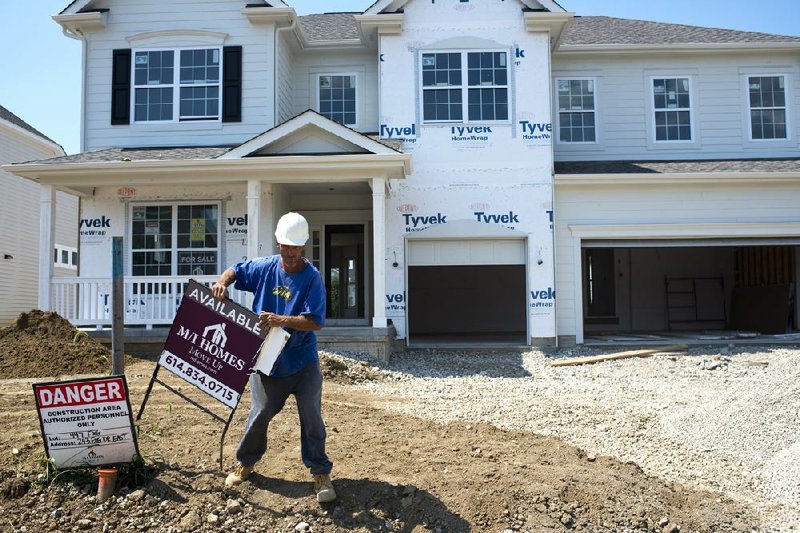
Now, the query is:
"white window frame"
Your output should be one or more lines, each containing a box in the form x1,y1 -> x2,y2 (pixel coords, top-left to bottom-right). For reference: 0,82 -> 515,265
555,77 -> 599,144
315,73 -> 359,127
127,201 -> 222,277
131,46 -> 223,124
746,74 -> 790,142
419,49 -> 511,125
650,75 -> 695,144
54,245 -> 78,270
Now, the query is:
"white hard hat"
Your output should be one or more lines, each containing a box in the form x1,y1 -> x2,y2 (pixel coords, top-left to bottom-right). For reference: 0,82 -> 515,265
275,212 -> 309,246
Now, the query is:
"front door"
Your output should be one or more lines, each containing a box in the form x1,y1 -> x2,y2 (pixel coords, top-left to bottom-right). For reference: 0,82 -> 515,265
324,225 -> 365,320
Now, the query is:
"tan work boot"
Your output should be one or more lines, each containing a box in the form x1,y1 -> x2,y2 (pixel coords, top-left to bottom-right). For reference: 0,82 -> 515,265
313,473 -> 337,503
225,463 -> 254,487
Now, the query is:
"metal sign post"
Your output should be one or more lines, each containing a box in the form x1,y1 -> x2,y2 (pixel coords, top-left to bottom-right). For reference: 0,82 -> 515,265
111,237 -> 124,375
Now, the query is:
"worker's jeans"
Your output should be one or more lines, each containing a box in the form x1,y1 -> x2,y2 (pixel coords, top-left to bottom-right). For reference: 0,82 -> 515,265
235,360 -> 333,475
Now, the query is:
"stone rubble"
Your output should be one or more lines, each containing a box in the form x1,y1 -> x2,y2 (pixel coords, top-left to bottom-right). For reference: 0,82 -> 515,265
358,344 -> 800,530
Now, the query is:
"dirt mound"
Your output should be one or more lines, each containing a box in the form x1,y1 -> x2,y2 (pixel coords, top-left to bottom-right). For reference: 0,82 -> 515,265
0,310 -> 112,379
319,351 -> 387,384
0,363 -> 756,532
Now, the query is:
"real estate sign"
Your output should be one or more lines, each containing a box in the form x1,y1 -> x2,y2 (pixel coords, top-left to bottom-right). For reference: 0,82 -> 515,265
33,376 -> 139,469
158,280 -> 265,409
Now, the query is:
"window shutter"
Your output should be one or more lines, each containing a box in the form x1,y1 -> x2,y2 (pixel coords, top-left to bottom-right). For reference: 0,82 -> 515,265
111,49 -> 132,125
222,46 -> 242,123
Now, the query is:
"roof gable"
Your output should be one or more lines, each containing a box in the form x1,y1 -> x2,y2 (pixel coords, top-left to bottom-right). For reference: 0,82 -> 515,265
220,110 -> 399,159
363,0 -> 565,15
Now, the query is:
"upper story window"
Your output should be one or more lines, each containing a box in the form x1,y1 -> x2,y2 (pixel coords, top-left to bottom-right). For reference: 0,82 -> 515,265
749,75 -> 787,140
652,77 -> 692,142
557,79 -> 596,143
318,74 -> 357,126
133,48 -> 221,123
131,203 -> 219,276
421,50 -> 509,123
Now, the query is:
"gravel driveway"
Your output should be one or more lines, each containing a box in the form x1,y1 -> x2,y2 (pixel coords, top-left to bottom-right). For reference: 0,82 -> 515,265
355,344 -> 800,531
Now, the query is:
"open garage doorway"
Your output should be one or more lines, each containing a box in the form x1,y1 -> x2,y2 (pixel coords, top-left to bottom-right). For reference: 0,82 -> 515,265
582,242 -> 799,342
406,237 -> 528,345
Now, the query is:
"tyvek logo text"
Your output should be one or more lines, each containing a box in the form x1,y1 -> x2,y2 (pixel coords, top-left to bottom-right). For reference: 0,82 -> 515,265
380,124 -> 417,143
519,121 -> 552,141
80,216 -> 111,238
403,213 -> 447,232
451,126 -> 492,142
530,288 -> 556,308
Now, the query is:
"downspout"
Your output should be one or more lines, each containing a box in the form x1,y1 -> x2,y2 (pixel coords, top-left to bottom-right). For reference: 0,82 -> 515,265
60,26 -> 88,153
545,31 -> 559,349
273,15 -> 297,128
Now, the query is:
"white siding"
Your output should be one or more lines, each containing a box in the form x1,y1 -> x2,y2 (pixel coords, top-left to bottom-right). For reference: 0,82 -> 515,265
84,0 -> 277,151
0,126 -> 77,324
291,49 -> 380,133
553,50 -> 800,161
554,182 -> 800,338
276,30 -> 295,124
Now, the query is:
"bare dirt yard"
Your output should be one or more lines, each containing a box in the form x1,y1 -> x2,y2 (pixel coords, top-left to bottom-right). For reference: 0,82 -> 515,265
0,311 -> 794,532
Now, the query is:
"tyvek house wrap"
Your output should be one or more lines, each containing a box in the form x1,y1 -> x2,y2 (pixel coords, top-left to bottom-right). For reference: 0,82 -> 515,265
379,0 -> 557,340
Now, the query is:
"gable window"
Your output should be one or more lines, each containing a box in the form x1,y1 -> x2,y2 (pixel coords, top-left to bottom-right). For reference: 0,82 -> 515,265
318,74 -> 357,126
421,50 -> 509,123
749,75 -> 787,140
133,48 -> 221,123
652,77 -> 692,142
557,79 -> 596,143
131,203 -> 219,276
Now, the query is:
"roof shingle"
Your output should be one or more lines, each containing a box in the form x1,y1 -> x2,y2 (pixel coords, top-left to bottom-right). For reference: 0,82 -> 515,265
298,13 -> 360,42
555,159 -> 800,175
561,16 -> 800,46
0,105 -> 60,147
21,146 -> 233,165
296,13 -> 800,46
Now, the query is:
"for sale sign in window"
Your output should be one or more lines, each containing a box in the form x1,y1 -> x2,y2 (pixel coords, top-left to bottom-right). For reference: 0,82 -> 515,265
158,280 -> 266,409
33,376 -> 139,469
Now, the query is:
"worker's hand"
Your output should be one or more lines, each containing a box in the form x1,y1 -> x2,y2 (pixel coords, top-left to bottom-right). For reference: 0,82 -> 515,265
211,282 -> 229,302
259,312 -> 285,330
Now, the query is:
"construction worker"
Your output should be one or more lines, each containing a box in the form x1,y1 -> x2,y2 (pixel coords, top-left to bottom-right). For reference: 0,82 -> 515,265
211,212 -> 335,503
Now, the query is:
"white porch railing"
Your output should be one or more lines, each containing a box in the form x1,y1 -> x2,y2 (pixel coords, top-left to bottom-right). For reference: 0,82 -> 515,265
50,276 -> 251,328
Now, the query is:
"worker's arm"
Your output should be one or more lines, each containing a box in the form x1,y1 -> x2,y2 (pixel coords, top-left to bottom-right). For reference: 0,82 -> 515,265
259,312 -> 321,331
211,268 -> 236,301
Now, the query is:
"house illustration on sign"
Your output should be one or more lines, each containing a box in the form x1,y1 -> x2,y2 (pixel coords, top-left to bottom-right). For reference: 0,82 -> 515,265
203,323 -> 228,348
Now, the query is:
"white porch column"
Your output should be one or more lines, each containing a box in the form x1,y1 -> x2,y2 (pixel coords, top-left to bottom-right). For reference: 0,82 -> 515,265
371,177 -> 387,328
38,184 -> 56,311
246,180 -> 274,259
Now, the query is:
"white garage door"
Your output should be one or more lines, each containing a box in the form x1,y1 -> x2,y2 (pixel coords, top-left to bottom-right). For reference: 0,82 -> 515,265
407,238 -> 526,266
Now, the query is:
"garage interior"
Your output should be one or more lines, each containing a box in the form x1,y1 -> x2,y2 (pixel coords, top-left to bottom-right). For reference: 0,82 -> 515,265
582,242 -> 800,343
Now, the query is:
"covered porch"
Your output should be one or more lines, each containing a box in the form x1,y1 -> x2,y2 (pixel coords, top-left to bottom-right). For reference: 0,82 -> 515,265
6,112 -> 411,359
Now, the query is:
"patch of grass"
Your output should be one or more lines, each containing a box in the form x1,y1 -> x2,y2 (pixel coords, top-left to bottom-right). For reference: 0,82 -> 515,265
117,455 -> 156,489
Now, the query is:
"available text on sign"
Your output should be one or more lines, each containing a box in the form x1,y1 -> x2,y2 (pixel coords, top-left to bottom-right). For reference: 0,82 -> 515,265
33,376 -> 139,469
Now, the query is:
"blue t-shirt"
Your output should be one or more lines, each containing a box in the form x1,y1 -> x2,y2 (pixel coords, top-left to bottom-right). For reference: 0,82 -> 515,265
232,255 -> 325,377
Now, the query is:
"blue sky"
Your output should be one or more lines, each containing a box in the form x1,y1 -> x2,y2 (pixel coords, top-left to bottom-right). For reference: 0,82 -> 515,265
1,0 -> 798,155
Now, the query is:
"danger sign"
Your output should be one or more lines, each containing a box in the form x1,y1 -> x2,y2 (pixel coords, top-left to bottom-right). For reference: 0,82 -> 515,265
33,376 -> 139,469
